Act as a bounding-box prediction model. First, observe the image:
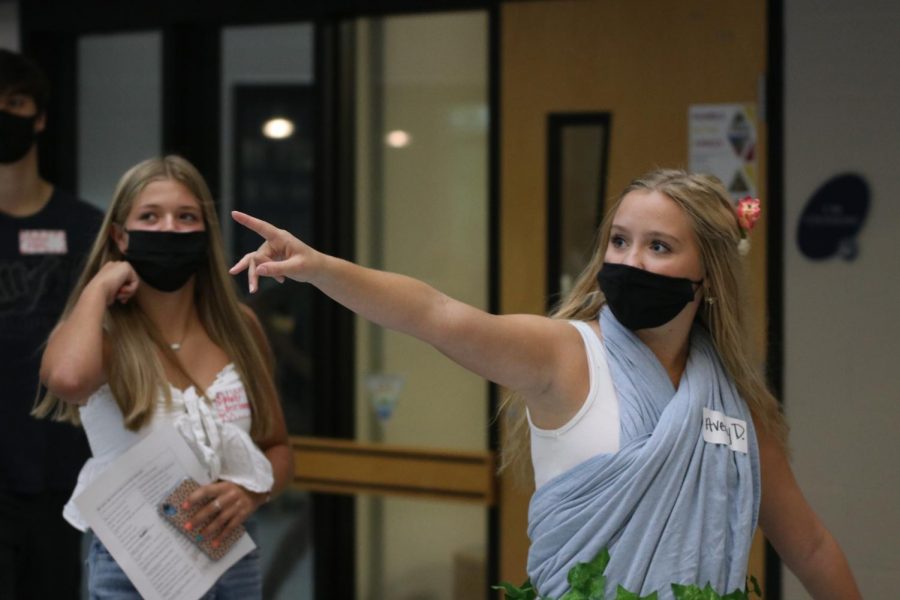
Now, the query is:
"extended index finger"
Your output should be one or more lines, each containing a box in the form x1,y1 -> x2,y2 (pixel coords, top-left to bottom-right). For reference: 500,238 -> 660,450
231,210 -> 281,240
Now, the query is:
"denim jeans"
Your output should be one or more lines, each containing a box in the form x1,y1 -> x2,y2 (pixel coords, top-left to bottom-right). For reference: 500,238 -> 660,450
87,526 -> 261,600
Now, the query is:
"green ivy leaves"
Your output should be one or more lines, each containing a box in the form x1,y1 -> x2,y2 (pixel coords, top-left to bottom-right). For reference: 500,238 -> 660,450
492,579 -> 538,600
614,585 -> 658,600
671,582 -> 748,600
670,576 -> 760,600
493,549 -> 762,600
559,547 -> 609,600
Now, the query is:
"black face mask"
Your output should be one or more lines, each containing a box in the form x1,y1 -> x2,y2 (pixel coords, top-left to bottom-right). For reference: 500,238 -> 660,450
124,230 -> 209,292
0,110 -> 37,164
597,262 -> 701,330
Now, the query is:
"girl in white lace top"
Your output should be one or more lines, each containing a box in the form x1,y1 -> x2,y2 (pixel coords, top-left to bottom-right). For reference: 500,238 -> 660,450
35,156 -> 292,599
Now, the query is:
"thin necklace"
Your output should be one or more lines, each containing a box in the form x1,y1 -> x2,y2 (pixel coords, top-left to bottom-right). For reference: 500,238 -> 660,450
170,319 -> 190,351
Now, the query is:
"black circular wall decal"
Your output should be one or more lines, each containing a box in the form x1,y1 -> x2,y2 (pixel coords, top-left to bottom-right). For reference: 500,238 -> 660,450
797,173 -> 870,261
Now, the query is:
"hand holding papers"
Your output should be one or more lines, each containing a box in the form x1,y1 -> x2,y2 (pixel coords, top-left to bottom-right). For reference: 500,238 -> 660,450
74,425 -> 256,600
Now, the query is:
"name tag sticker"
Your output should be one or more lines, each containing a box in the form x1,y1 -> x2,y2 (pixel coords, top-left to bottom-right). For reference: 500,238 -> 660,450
702,407 -> 748,454
19,230 -> 68,255
214,388 -> 251,423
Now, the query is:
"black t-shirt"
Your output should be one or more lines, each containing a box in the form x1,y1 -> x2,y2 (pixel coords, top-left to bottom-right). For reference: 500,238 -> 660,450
0,188 -> 103,493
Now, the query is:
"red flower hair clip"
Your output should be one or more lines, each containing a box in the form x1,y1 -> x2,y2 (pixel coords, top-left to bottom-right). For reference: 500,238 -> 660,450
735,197 -> 761,256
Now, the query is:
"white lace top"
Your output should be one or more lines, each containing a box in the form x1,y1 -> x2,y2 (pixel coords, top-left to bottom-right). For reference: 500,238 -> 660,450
63,363 -> 274,532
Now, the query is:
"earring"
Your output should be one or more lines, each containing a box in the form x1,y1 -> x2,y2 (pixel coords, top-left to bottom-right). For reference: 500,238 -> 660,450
705,296 -> 716,305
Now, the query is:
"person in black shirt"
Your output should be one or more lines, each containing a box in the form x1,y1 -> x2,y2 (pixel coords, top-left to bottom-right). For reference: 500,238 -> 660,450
0,48 -> 102,600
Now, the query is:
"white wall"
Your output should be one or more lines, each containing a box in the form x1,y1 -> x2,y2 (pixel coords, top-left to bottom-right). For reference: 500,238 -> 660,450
784,1 -> 900,597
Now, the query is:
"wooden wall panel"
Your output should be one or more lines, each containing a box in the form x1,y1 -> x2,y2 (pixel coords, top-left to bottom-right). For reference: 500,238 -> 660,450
292,437 -> 496,504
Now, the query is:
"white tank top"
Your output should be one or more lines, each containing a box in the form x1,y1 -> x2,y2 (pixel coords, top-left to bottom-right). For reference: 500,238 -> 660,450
528,320 -> 620,489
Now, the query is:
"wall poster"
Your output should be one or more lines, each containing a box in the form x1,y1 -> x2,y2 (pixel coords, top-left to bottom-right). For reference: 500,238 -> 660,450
689,103 -> 757,201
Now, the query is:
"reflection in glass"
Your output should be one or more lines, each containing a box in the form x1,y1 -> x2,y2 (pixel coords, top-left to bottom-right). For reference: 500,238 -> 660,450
547,113 -> 611,305
78,32 -> 162,209
353,11 -> 490,600
223,24 -> 315,600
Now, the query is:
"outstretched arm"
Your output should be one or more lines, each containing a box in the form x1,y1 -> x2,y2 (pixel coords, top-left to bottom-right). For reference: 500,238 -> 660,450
229,211 -> 586,409
757,425 -> 861,599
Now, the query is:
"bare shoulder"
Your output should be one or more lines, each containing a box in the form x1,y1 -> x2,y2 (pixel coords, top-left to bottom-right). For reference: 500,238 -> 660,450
524,316 -> 594,428
555,317 -> 596,376
500,312 -> 585,336
498,313 -> 587,361
551,316 -> 601,352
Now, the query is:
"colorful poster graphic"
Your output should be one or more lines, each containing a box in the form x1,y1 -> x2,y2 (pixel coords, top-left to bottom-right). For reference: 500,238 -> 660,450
689,104 -> 757,202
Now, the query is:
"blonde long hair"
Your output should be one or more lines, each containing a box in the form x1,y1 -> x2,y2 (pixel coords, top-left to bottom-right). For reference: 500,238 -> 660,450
500,168 -> 788,479
34,156 -> 279,441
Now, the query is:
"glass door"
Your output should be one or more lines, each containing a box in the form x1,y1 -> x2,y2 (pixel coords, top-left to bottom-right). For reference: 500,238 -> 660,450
221,11 -> 491,599
222,23 -> 319,600
351,11 -> 490,600
79,11 -> 492,599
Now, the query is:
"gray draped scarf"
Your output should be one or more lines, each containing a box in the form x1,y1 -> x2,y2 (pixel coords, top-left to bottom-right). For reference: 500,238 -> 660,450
527,307 -> 760,599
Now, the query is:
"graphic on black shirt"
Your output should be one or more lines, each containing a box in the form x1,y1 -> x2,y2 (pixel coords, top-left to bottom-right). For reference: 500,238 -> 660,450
0,254 -> 63,318
0,189 -> 103,493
